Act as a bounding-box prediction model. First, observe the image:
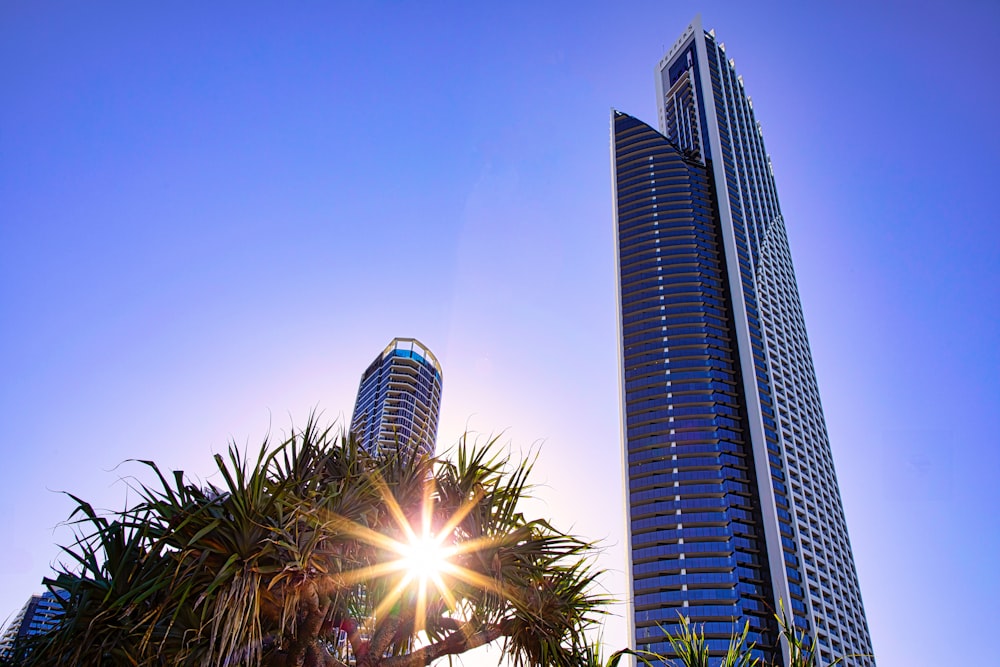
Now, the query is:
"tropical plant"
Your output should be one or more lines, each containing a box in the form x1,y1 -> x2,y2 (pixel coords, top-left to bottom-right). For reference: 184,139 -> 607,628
661,614 -> 758,667
774,602 -> 868,667
578,643 -> 665,667
23,418 -> 607,667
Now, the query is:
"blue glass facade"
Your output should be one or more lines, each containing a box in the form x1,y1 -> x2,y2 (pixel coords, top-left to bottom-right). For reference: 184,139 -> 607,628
613,111 -> 778,660
0,589 -> 67,659
615,17 -> 875,667
350,337 -> 443,459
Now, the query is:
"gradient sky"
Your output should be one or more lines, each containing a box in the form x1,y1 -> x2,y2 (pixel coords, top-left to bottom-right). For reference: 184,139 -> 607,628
2,2 -> 998,665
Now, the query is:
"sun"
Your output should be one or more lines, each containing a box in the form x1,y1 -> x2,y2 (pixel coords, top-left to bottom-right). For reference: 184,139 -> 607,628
323,473 -> 506,636
400,532 -> 449,583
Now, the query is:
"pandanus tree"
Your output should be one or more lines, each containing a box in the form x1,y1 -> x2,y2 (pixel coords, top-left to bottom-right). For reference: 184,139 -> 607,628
641,607 -> 866,667
23,419 -> 606,667
661,615 -> 759,667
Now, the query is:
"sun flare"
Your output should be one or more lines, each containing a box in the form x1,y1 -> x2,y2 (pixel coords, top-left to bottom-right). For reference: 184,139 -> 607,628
325,473 -> 508,639
401,533 -> 449,582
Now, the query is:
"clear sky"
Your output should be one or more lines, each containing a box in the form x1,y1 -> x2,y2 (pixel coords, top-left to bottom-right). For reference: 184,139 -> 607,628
1,1 -> 998,665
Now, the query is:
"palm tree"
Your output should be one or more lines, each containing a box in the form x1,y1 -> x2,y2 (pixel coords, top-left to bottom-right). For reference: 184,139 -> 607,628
660,614 -> 759,667
773,603 -> 868,667
24,418 -> 607,667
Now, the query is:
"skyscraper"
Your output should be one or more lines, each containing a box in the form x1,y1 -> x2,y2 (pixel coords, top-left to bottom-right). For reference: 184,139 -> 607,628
350,337 -> 443,459
0,589 -> 66,659
612,17 -> 874,666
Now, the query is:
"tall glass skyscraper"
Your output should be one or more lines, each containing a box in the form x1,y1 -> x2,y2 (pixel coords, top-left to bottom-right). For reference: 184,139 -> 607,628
0,589 -> 67,659
612,17 -> 874,666
350,337 -> 443,459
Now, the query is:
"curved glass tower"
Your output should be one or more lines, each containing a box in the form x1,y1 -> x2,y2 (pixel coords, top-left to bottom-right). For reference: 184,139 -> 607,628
350,337 -> 443,459
613,17 -> 874,666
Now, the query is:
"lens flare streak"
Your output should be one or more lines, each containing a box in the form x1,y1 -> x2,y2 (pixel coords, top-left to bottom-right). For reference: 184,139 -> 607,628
325,471 -> 507,642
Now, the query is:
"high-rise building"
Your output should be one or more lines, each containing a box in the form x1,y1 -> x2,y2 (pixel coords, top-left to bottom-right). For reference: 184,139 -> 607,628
612,17 -> 874,666
0,589 -> 66,659
350,337 -> 443,459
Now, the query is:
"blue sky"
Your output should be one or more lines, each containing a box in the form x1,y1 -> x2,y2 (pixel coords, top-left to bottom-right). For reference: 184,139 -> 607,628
1,2 -> 998,665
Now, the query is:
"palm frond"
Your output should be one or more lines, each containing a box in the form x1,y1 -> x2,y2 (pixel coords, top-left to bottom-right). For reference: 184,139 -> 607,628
26,417 -> 612,667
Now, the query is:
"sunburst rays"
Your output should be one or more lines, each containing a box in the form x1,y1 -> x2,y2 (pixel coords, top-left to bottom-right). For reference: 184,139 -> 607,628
321,464 -> 506,642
